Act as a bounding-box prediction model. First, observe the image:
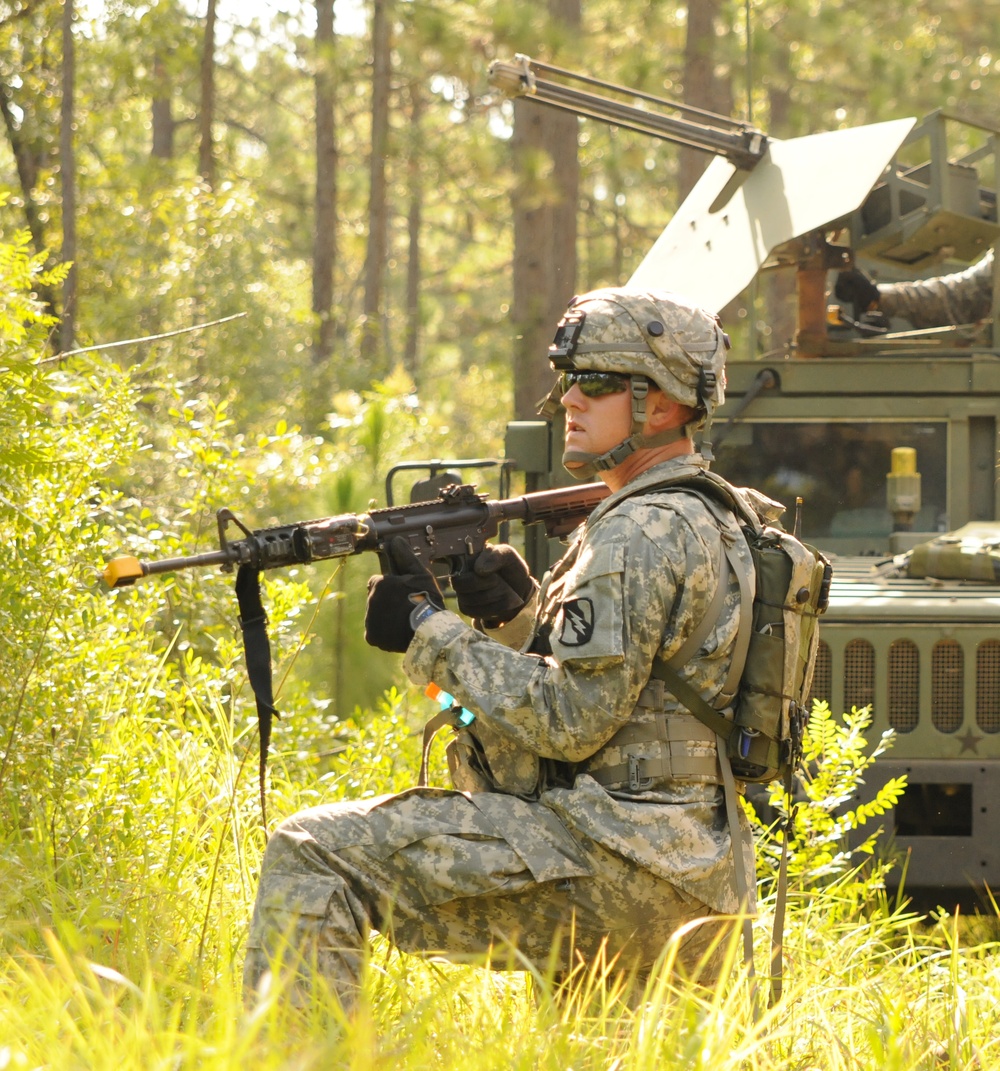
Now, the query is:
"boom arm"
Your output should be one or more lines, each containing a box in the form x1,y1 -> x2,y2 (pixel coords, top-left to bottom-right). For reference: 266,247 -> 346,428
488,54 -> 768,171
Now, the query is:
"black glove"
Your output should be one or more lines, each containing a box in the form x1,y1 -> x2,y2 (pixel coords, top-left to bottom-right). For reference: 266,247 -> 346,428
451,543 -> 534,627
364,537 -> 445,653
834,268 -> 880,316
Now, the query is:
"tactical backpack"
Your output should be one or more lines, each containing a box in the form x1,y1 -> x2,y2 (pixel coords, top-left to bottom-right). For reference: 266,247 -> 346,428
647,470 -> 832,788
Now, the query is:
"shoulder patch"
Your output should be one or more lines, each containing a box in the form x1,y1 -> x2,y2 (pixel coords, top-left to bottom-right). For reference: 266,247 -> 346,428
558,597 -> 595,647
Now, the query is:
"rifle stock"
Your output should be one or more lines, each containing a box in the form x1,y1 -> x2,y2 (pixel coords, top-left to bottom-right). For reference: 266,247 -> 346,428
103,481 -> 610,589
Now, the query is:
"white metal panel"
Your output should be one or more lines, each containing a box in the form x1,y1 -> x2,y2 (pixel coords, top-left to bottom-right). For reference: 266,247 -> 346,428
629,118 -> 917,312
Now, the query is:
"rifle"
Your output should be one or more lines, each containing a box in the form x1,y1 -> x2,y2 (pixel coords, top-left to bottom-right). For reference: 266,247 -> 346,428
103,480 -> 610,588
104,480 -> 610,828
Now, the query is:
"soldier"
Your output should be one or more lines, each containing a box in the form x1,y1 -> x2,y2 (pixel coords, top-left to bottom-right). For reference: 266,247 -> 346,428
835,249 -> 995,329
242,288 -> 753,1012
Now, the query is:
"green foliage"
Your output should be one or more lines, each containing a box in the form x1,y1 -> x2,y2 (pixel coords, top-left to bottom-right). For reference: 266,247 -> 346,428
0,226 -> 64,349
749,703 -> 908,899
78,178 -> 311,429
0,234 -> 63,487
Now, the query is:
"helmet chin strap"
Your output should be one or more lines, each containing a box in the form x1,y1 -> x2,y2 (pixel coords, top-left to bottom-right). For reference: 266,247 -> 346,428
561,375 -> 686,481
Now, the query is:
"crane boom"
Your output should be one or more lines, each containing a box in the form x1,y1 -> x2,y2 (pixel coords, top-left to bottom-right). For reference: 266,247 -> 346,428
488,54 -> 768,171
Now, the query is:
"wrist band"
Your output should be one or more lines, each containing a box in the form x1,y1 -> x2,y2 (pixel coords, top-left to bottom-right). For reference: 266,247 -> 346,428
409,599 -> 441,631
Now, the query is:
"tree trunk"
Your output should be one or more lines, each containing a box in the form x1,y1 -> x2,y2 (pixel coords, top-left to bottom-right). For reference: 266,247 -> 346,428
359,0 -> 391,374
511,0 -> 580,422
198,0 -> 217,188
311,0 -> 338,422
0,83 -> 45,256
59,0 -> 76,352
151,54 -> 175,159
759,49 -> 797,353
0,69 -> 56,318
679,0 -> 722,202
403,79 -> 423,379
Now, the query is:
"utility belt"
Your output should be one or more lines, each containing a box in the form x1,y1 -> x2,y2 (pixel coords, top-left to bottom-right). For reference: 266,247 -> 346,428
420,676 -> 725,798
583,678 -> 725,792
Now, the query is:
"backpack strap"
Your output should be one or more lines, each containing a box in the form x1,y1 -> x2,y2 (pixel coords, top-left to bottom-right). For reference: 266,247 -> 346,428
720,740 -> 761,1015
627,474 -> 764,1011
616,471 -> 758,704
664,537 -> 730,670
418,706 -> 462,787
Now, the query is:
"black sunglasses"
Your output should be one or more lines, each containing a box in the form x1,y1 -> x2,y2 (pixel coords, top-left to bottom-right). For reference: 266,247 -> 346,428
558,370 -> 631,398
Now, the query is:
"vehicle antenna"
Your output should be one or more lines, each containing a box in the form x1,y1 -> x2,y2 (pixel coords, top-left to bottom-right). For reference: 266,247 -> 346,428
745,0 -> 753,125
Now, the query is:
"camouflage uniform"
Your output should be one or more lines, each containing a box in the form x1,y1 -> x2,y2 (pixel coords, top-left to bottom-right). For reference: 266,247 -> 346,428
244,453 -> 751,1009
878,249 -> 994,328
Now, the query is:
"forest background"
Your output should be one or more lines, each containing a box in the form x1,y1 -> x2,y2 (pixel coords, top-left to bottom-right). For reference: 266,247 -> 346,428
2,0 -> 1000,1066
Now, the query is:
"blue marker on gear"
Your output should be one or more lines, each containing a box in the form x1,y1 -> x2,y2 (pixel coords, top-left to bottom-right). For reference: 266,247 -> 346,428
425,682 -> 475,725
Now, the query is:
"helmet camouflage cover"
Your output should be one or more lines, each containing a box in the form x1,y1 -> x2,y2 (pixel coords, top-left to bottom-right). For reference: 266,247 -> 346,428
549,287 -> 729,412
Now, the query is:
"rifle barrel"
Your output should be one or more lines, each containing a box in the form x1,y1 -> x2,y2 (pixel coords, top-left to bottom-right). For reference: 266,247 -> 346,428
104,548 -> 234,588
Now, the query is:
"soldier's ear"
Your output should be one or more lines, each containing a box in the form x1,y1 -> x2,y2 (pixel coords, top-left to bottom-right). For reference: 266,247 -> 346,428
646,391 -> 694,433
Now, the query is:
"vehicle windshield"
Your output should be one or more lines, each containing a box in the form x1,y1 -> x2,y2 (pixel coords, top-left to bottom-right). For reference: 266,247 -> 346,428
713,420 -> 948,540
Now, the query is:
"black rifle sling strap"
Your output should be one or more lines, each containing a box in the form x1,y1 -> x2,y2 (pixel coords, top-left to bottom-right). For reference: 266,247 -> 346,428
235,564 -> 279,833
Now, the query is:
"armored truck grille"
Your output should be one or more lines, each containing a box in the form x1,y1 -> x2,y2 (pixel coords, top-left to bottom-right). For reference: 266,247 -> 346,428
931,640 -> 963,732
976,641 -> 1000,733
811,634 -> 1000,742
811,640 -> 832,703
888,639 -> 920,731
808,557 -> 1000,758
843,639 -> 875,713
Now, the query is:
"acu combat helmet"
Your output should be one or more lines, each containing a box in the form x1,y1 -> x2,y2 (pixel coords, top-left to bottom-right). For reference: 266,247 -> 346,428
547,287 -> 730,479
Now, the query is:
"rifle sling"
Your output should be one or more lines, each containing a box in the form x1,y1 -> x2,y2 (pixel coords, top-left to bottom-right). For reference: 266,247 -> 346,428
236,564 -> 280,833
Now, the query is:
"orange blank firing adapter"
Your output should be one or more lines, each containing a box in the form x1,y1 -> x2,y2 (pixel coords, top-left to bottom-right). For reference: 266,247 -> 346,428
103,556 -> 146,589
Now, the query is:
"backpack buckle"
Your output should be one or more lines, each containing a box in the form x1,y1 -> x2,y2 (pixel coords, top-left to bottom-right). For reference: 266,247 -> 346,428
628,755 -> 653,791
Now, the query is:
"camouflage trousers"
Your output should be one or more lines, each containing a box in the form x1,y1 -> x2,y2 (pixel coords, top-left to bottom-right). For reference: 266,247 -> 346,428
243,787 -> 730,1010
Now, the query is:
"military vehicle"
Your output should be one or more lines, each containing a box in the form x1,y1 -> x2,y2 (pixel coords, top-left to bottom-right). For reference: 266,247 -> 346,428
482,57 -> 1000,903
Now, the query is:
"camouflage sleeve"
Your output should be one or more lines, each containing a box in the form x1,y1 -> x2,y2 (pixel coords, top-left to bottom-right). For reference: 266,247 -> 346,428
403,498 -> 726,764
878,249 -> 994,328
478,588 -> 539,651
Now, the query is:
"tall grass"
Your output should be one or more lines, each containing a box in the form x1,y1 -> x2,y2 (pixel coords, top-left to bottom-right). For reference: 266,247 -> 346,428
3,876 -> 999,1069
3,678 -> 1000,1069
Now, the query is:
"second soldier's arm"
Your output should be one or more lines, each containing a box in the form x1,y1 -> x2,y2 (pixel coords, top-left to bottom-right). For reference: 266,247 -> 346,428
877,250 -> 994,329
